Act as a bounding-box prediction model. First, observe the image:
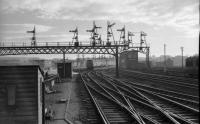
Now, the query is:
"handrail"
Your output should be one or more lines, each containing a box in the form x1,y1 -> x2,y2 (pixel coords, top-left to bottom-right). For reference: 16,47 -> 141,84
0,41 -> 132,47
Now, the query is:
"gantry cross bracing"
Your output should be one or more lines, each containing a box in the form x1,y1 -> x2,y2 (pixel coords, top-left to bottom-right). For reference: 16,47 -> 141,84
0,42 -> 149,56
0,42 -> 150,77
0,45 -> 119,56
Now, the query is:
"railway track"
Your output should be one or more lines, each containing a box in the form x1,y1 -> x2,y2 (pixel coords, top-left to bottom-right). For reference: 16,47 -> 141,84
121,79 -> 199,110
100,70 -> 199,108
103,69 -> 198,96
98,72 -> 199,124
120,70 -> 198,89
104,68 -> 198,86
78,74 -> 102,124
81,73 -> 140,124
130,68 -> 198,79
86,72 -> 187,124
122,79 -> 199,109
78,70 -> 199,124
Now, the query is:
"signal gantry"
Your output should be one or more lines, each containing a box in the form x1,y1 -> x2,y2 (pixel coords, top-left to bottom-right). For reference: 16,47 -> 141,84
117,26 -> 126,45
69,27 -> 79,46
1,21 -> 151,77
27,26 -> 36,46
107,21 -> 116,46
140,31 -> 147,50
86,21 -> 102,46
128,31 -> 134,47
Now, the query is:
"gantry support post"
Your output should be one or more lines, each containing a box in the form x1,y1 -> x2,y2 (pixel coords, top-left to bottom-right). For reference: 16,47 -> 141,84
63,52 -> 66,78
115,46 -> 119,77
146,47 -> 150,69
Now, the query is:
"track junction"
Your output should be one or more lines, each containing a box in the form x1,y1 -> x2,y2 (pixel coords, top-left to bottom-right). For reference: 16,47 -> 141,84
78,69 -> 199,124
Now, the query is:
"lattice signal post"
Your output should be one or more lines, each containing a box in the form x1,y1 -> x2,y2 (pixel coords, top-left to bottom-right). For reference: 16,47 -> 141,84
0,21 -> 150,77
27,26 -> 36,46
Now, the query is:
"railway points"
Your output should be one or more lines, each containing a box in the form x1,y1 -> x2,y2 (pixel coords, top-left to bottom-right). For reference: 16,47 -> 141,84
0,21 -> 198,124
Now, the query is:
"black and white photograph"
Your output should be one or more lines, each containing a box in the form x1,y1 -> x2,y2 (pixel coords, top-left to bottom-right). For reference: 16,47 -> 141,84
0,0 -> 199,124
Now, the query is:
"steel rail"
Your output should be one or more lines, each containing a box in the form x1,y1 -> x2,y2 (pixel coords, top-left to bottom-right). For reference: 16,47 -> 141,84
116,71 -> 198,97
83,74 -> 140,123
121,79 -> 199,102
123,80 -> 199,110
102,73 -> 199,110
119,69 -> 198,83
102,74 -> 199,124
81,74 -> 110,124
101,70 -> 199,102
120,69 -> 198,88
92,72 -> 146,124
91,72 -> 179,124
87,73 -> 140,117
134,88 -> 199,124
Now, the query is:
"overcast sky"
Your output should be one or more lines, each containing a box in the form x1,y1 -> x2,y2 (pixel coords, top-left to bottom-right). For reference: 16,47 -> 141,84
0,0 -> 199,58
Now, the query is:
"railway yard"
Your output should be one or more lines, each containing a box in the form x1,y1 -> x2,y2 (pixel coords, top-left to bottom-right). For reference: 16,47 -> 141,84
0,50 -> 199,124
42,67 -> 199,124
0,20 -> 198,124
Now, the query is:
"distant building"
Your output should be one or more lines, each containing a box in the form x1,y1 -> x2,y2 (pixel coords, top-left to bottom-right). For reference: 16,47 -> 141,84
155,58 -> 173,67
119,50 -> 144,69
0,66 -> 44,124
172,56 -> 187,67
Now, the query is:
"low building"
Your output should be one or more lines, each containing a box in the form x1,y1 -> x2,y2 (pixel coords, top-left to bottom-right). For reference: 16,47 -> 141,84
119,50 -> 139,69
57,62 -> 72,78
0,66 -> 44,124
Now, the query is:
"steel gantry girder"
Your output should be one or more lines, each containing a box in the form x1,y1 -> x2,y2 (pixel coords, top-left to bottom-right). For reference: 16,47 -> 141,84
0,45 -> 150,77
0,45 -> 126,56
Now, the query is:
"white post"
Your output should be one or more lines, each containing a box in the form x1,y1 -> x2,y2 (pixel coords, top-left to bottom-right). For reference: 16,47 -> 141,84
164,44 -> 167,72
181,47 -> 184,69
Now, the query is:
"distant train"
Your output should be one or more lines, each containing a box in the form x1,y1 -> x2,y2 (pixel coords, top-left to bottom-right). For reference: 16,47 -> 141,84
186,56 -> 198,67
185,55 -> 199,78
86,60 -> 94,70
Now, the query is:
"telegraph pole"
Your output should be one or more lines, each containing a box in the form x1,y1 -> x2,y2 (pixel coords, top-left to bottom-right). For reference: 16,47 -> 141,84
164,44 -> 167,72
181,47 -> 184,69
